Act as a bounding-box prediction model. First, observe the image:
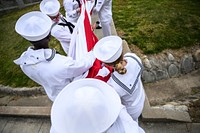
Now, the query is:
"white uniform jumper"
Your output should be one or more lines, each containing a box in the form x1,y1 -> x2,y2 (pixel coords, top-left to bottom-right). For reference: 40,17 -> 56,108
106,106 -> 145,133
14,47 -> 95,101
51,15 -> 75,54
63,0 -> 81,23
107,53 -> 145,121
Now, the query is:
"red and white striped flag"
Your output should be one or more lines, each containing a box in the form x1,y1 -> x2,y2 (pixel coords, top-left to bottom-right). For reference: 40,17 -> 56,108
68,0 -> 96,59
68,0 -> 112,81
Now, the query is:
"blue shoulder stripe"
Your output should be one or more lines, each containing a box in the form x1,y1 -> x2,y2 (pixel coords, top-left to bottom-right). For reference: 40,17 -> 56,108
111,55 -> 143,95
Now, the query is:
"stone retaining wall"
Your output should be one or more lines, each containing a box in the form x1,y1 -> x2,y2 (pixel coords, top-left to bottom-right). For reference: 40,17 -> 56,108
141,49 -> 200,83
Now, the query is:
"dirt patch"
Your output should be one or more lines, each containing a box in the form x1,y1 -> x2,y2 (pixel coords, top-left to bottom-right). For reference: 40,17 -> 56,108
189,99 -> 200,122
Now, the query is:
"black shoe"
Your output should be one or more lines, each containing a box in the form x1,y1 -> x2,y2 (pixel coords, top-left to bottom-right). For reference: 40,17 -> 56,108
96,25 -> 102,29
95,21 -> 102,29
96,21 -> 100,24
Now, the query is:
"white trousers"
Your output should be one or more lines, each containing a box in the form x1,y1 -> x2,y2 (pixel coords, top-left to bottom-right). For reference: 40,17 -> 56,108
101,21 -> 112,37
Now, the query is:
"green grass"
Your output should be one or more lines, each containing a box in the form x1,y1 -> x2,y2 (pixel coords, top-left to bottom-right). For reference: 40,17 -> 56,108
0,5 -> 39,87
0,0 -> 200,87
113,0 -> 200,54
0,3 -> 65,87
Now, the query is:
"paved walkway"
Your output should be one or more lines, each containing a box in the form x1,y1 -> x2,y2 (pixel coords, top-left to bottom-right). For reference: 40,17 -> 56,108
0,15 -> 200,133
0,94 -> 200,133
0,115 -> 199,133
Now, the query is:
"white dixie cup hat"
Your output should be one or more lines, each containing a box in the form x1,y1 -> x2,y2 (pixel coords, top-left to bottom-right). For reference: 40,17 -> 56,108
93,35 -> 123,63
15,11 -> 52,41
40,0 -> 60,17
51,78 -> 121,133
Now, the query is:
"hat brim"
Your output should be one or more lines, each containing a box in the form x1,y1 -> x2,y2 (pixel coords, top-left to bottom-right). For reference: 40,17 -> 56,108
93,36 -> 122,63
15,11 -> 52,41
51,78 -> 121,133
40,0 -> 60,16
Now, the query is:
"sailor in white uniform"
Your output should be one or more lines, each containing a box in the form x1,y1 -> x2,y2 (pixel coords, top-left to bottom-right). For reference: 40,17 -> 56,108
51,78 -> 144,133
14,11 -> 95,102
93,36 -> 146,122
92,0 -> 112,36
40,0 -> 75,54
63,0 -> 81,23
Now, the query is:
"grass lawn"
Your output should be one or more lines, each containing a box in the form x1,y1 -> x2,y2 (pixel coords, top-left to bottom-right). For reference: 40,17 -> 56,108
0,2 -> 65,87
0,0 -> 200,87
113,0 -> 200,54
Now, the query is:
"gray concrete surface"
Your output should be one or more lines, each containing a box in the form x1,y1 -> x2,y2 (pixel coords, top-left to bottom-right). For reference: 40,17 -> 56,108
0,116 -> 50,133
0,15 -> 200,133
0,116 -> 200,133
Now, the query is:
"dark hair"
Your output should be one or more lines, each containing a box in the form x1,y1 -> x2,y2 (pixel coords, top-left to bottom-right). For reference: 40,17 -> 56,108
30,33 -> 51,49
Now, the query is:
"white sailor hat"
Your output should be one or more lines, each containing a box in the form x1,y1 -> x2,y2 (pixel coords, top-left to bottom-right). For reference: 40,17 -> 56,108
51,78 -> 121,133
40,0 -> 60,17
15,11 -> 52,41
93,35 -> 123,63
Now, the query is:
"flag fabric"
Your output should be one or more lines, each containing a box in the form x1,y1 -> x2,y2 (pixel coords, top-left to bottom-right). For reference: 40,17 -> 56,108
68,0 -> 112,82
68,0 -> 94,58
